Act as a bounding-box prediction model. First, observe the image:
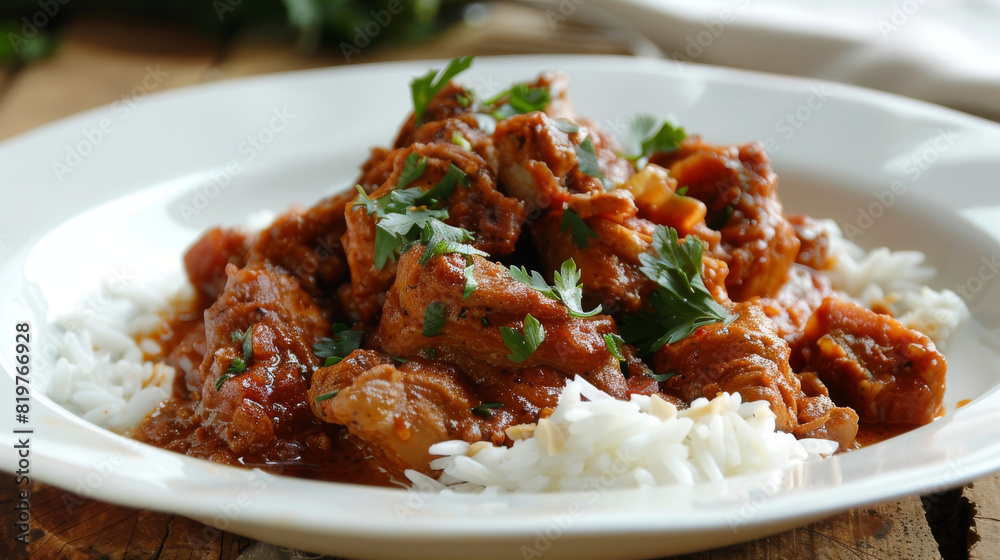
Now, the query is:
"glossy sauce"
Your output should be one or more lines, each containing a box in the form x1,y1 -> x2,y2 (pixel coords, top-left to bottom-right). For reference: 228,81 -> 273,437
131,298 -> 394,486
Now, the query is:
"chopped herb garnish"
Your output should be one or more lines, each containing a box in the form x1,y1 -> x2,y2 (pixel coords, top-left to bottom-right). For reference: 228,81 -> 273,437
709,204 -> 735,230
411,56 -> 475,126
315,390 -> 340,403
456,92 -> 472,108
576,136 -> 605,181
425,347 -> 437,359
463,263 -> 478,299
393,356 -> 408,363
604,333 -> 627,374
676,185 -> 689,196
217,325 -> 255,390
355,162 -> 484,270
471,402 -> 504,419
397,152 -> 428,190
414,164 -> 468,207
423,302 -> 447,337
509,259 -> 601,318
501,313 -> 545,363
620,226 -> 733,355
552,119 -> 580,134
485,83 -> 550,119
623,114 -> 686,169
604,333 -> 625,361
559,208 -> 598,249
417,220 -> 488,266
646,370 -> 679,383
481,316 -> 490,327
451,131 -> 472,151
313,323 -> 363,363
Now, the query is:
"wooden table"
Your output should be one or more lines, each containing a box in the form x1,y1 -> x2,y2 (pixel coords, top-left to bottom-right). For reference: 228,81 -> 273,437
0,7 -> 990,560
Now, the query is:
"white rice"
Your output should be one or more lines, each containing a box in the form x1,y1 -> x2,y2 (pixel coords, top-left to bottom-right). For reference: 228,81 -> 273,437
406,376 -> 838,493
820,220 -> 969,347
45,274 -> 189,432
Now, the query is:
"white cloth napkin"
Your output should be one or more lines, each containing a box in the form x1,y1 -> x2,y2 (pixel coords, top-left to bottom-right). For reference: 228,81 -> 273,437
587,0 -> 1000,119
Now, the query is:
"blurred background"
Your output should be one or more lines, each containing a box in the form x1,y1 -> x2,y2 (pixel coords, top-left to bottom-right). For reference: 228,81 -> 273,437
2,0 -> 999,142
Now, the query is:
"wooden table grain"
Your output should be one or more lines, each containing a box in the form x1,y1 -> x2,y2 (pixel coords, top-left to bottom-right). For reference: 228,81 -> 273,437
0,8 -> 987,560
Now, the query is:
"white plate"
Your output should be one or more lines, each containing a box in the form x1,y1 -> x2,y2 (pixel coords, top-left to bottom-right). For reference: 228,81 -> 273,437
2,56 -> 1000,559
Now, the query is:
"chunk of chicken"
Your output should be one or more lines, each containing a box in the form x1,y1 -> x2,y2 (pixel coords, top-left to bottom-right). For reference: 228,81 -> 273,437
341,141 -> 525,322
199,265 -> 330,455
795,298 -> 947,425
309,349 -> 486,476
652,138 -> 800,300
650,301 -> 858,448
378,248 -> 628,398
244,189 -> 354,299
757,264 -> 835,345
493,111 -> 634,218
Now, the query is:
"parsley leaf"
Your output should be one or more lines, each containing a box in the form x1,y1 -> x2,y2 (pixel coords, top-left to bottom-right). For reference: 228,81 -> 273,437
423,302 -> 447,337
397,152 -> 428,190
463,263 -> 478,299
315,390 -> 340,402
313,323 -> 363,363
559,208 -> 598,249
623,114 -> 686,168
604,333 -> 625,361
411,56 -> 475,126
217,325 -> 255,390
604,333 -> 627,374
620,226 -> 733,355
552,119 -> 580,134
646,370 -> 680,383
501,313 -> 545,363
509,259 -> 601,318
414,163 -> 468,207
471,402 -> 504,419
356,163 -> 483,270
576,136 -> 605,180
551,259 -> 601,317
417,220 -> 488,265
485,83 -> 550,119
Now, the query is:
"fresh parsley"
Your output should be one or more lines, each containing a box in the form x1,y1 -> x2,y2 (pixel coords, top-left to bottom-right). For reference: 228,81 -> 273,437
620,226 -> 733,355
645,370 -> 679,383
423,302 -> 447,337
463,263 -> 478,299
315,390 -> 340,403
623,114 -> 686,169
576,136 -> 605,180
470,402 -> 504,419
709,204 -> 735,230
559,208 -> 598,249
552,118 -> 580,134
484,83 -> 550,119
604,333 -> 625,361
451,131 -> 472,151
216,325 -> 255,391
397,152 -> 428,190
411,56 -> 475,126
313,323 -> 363,365
604,333 -> 627,374
501,313 -> 545,363
355,161 -> 485,270
509,259 -> 601,318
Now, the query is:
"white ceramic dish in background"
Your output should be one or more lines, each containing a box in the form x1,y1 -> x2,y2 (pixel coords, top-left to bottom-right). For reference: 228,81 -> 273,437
2,56 -> 1000,559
